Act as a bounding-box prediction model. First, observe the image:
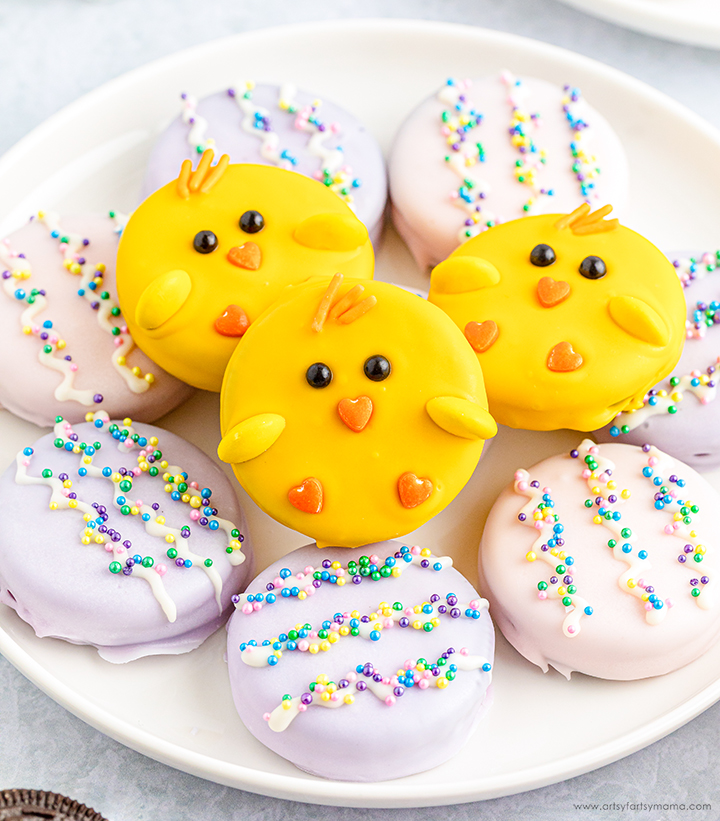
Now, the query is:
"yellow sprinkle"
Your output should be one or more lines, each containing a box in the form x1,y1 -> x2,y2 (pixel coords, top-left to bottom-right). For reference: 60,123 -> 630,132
156,516 -> 165,525
94,535 -> 104,544
149,437 -> 158,446
164,484 -> 173,493
22,326 -> 31,335
123,418 -> 132,427
336,577 -> 345,586
82,456 -> 92,465
593,515 -> 602,525
111,472 -> 121,482
282,701 -> 292,711
190,496 -> 201,508
391,567 -> 401,577
607,480 -> 616,490
412,620 -> 422,630
81,536 -> 91,545
420,547 -> 431,557
96,263 -> 106,273
130,506 -> 139,516
68,499 -> 78,509
339,626 -> 350,636
49,501 -> 58,511
316,674 -> 329,685
160,461 -> 168,469
621,490 -> 631,499
181,494 -> 190,504
437,677 -> 449,689
344,694 -> 355,705
320,692 -> 331,702
116,356 -> 126,366
320,641 -> 331,652
297,591 -> 306,600
525,551 -> 536,562
627,579 -> 637,589
309,644 -> 319,654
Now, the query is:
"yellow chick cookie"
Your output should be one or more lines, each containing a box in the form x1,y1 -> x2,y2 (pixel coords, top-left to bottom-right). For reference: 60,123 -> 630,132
428,204 -> 686,431
116,151 -> 375,391
218,275 -> 497,548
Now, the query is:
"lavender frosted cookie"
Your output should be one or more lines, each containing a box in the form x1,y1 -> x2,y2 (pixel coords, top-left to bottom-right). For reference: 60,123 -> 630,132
226,541 -> 494,781
141,82 -> 387,246
389,72 -> 628,270
0,414 -> 253,662
596,251 -> 720,469
480,440 -> 720,680
0,212 -> 194,426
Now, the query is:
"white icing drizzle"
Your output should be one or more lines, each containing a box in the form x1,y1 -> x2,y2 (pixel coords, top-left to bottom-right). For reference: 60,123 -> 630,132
500,70 -> 552,217
577,440 -> 667,625
562,85 -> 601,204
513,469 -> 592,637
180,93 -> 214,154
230,81 -> 290,166
37,211 -> 152,396
437,78 -> 497,244
13,412 -> 247,622
240,593 -> 488,668
266,649 -> 491,732
610,253 -> 720,434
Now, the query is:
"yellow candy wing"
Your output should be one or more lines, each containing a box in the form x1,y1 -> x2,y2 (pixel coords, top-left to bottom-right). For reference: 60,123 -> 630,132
430,256 -> 501,294
218,414 -> 286,464
426,396 -> 497,440
294,213 -> 368,252
607,295 -> 669,346
135,269 -> 192,331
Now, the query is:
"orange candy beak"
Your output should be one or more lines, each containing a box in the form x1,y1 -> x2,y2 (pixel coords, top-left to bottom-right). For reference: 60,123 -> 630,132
337,396 -> 373,432
227,242 -> 262,270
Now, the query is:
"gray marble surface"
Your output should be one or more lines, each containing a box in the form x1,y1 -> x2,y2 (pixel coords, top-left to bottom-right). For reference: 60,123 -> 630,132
2,0 -> 720,819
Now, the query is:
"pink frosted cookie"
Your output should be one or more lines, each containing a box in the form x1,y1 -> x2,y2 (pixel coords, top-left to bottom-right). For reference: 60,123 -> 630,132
389,73 -> 628,270
0,414 -> 253,662
480,441 -> 720,680
596,251 -> 720,469
226,541 -> 494,781
141,82 -> 387,246
0,212 -> 194,426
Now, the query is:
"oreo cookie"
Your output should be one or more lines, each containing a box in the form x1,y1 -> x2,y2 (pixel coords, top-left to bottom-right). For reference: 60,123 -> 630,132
0,790 -> 108,821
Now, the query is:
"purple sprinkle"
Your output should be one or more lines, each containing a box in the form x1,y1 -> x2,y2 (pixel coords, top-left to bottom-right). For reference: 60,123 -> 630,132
356,681 -> 367,692
93,394 -> 103,404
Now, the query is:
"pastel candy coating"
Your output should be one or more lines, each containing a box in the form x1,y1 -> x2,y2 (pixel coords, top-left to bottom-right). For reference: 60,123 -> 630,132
596,251 -> 720,469
0,214 -> 193,426
389,74 -> 628,270
117,161 -> 375,392
141,84 -> 387,247
226,542 -> 494,781
219,278 -> 496,548
0,419 -> 253,662
480,441 -> 720,680
428,211 -> 686,431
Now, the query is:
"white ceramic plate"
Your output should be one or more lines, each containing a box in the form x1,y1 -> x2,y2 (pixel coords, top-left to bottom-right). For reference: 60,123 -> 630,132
2,18 -> 720,810
556,0 -> 720,49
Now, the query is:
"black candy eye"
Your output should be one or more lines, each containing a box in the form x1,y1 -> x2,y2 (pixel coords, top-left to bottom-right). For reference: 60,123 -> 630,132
193,230 -> 218,254
306,363 -> 332,388
239,210 -> 265,234
363,355 -> 391,382
530,244 -> 556,267
579,256 -> 607,280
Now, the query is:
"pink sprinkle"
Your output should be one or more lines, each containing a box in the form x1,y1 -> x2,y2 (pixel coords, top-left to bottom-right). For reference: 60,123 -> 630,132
702,397 -> 711,405
241,603 -> 253,614
114,546 -> 124,555
664,525 -> 674,534
331,692 -> 340,702
369,554 -> 380,565
589,446 -> 599,454
104,544 -> 113,553
691,369 -> 701,378
139,450 -> 147,458
331,122 -> 341,134
304,565 -> 314,575
114,338 -> 122,347
21,459 -> 29,467
298,640 -> 309,652
315,684 -> 325,694
273,577 -> 284,587
347,672 -> 357,682
49,335 -> 58,344
146,445 -> 154,453
31,325 -> 39,333
384,619 -> 393,628
582,469 -> 591,478
312,170 -> 323,180
410,545 -> 421,555
460,647 -> 469,656
70,364 -> 78,372
252,602 -> 262,612
405,659 -> 415,669
418,679 -> 429,690
469,599 -> 479,609
404,607 -> 414,616
449,191 -> 459,200
62,489 -> 70,497
305,586 -> 315,596
534,521 -> 543,530
263,713 -> 270,722
133,468 -> 141,477
517,480 -> 528,491
189,481 -> 199,489
514,470 -> 524,481
298,704 -> 307,712
385,695 -> 396,706
648,456 -> 658,467
644,602 -> 652,611
637,578 -> 645,587
190,510 -> 200,521
155,564 -> 167,576
666,598 -> 674,608
309,631 -> 318,639
538,591 -> 547,600
382,676 -> 390,685
543,486 -> 552,494
567,625 -> 575,634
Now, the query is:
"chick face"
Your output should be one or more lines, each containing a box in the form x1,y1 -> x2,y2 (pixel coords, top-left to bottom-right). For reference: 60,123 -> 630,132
116,152 -> 375,391
429,205 -> 686,431
218,276 -> 496,548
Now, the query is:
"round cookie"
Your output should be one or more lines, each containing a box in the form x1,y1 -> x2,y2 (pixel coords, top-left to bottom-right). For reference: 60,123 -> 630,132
389,73 -> 628,270
218,276 -> 497,548
428,206 -> 686,431
0,790 -> 108,821
480,440 -> 720,680
141,82 -> 387,246
117,153 -> 375,392
596,250 -> 720,469
0,212 -> 194,426
0,414 -> 253,663
226,541 -> 494,781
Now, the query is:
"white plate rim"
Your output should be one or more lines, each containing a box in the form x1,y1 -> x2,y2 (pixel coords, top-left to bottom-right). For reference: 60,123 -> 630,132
555,0 -> 720,50
2,16 -> 720,808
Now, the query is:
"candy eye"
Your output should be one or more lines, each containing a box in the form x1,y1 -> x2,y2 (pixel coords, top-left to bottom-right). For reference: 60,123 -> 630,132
579,256 -> 607,280
530,244 -> 556,267
306,363 -> 332,388
240,210 -> 265,234
193,230 -> 218,254
363,355 -> 391,382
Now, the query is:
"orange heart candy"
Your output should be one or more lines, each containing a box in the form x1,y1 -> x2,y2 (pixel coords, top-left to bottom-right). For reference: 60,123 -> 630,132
537,276 -> 571,308
214,304 -> 250,337
288,477 -> 324,514
337,396 -> 373,432
547,341 -> 583,372
227,242 -> 262,270
464,320 -> 498,353
397,472 -> 433,509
